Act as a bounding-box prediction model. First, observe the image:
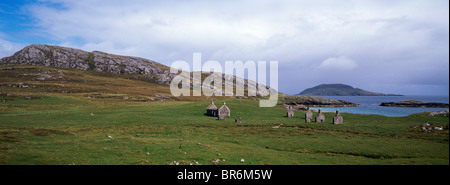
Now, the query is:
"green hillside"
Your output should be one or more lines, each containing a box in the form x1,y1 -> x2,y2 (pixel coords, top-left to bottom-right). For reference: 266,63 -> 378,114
0,93 -> 448,165
0,66 -> 448,165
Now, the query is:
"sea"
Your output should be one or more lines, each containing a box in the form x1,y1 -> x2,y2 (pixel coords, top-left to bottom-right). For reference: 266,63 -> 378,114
309,95 -> 449,117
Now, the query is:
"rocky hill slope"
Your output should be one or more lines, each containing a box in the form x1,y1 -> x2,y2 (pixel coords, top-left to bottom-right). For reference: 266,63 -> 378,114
1,44 -> 175,84
1,44 -> 274,97
298,84 -> 402,96
1,45 -> 362,106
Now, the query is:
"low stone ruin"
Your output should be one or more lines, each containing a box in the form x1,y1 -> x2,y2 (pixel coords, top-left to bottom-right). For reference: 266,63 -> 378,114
286,106 -> 295,117
206,101 -> 218,117
315,109 -> 325,122
218,102 -> 230,118
333,110 -> 343,124
305,107 -> 313,123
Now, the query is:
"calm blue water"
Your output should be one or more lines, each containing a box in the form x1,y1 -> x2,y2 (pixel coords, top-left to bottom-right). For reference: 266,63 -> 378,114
309,96 -> 449,117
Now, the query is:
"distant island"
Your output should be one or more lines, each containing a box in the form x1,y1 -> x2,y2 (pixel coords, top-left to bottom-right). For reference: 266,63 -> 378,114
380,100 -> 449,108
297,84 -> 403,96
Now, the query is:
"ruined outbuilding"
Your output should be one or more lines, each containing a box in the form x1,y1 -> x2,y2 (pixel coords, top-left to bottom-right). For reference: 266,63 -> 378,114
286,106 -> 295,117
333,110 -> 343,124
305,107 -> 313,123
315,109 -> 325,122
206,101 -> 218,117
218,102 -> 231,119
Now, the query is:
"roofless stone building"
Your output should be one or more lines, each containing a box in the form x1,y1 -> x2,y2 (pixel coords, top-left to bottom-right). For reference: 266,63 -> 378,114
286,106 -> 295,117
305,107 -> 313,123
206,101 -> 230,120
206,101 -> 218,117
333,110 -> 343,124
315,109 -> 325,122
218,102 -> 231,120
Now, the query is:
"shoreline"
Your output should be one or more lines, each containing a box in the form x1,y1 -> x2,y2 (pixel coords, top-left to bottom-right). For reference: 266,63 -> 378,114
309,106 -> 449,117
379,100 -> 449,108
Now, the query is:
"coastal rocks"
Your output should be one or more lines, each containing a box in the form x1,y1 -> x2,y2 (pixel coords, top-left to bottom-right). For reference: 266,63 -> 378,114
380,100 -> 449,108
411,122 -> 448,132
427,109 -> 449,116
286,99 -> 358,107
280,95 -> 359,108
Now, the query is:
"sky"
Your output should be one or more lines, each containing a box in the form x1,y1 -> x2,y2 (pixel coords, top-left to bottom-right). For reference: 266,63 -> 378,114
0,0 -> 449,96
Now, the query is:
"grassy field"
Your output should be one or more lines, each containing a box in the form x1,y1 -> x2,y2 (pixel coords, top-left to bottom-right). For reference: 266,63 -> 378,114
0,65 -> 448,165
0,94 -> 448,165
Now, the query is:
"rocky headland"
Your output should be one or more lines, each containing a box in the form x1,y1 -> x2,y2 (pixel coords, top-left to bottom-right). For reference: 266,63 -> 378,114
380,100 -> 449,108
280,95 -> 359,108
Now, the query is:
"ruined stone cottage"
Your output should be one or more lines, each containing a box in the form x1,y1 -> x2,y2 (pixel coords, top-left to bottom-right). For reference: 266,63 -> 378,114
315,109 -> 325,122
333,110 -> 343,124
206,101 -> 218,117
286,106 -> 295,117
218,102 -> 231,120
305,107 -> 313,123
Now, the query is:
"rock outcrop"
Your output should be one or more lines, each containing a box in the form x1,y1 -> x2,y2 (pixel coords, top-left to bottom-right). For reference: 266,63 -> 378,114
1,44 -> 91,70
280,95 -> 359,107
1,44 -> 172,86
1,44 -> 274,95
380,100 -> 449,108
1,44 -> 169,75
427,109 -> 449,116
91,51 -> 167,75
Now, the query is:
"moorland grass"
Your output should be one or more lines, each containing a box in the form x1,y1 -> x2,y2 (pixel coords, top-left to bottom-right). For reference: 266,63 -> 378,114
0,95 -> 448,165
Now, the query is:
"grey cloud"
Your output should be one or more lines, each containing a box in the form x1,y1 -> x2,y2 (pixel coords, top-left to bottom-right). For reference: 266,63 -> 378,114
4,0 -> 447,95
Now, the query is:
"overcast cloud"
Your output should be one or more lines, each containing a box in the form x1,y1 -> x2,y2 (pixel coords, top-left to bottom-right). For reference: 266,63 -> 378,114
1,0 -> 448,95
